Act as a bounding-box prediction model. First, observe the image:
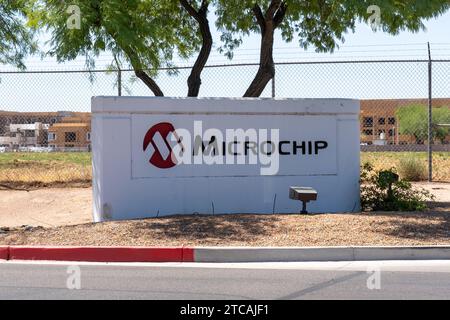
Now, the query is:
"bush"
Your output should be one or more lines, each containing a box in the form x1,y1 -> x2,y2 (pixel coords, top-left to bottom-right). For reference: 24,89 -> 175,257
397,157 -> 427,181
360,162 -> 434,211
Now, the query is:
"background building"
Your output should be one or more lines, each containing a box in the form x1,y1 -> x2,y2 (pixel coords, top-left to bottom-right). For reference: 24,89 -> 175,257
47,123 -> 91,151
360,98 -> 450,146
0,122 -> 49,148
1,101 -> 449,152
0,111 -> 91,151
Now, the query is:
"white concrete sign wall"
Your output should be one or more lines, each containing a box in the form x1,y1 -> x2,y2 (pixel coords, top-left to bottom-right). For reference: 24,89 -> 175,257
92,97 -> 360,222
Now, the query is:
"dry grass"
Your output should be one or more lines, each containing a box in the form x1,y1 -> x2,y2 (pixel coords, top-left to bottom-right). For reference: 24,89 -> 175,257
361,152 -> 450,182
397,157 -> 427,181
0,152 -> 91,188
0,152 -> 448,189
1,210 -> 450,247
0,165 -> 91,186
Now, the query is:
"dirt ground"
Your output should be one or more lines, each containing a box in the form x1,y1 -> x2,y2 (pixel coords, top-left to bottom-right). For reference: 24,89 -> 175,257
412,182 -> 450,203
0,187 -> 91,228
0,183 -> 449,247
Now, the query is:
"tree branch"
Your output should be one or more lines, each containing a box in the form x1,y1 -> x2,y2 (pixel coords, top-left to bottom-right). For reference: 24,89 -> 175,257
180,0 -> 201,22
102,21 -> 164,96
134,70 -> 164,96
273,2 -> 287,28
265,0 -> 282,20
199,0 -> 208,15
123,46 -> 164,96
253,3 -> 265,33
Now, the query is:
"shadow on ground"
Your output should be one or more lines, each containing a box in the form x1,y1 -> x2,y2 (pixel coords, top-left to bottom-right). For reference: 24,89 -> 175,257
368,210 -> 450,241
134,214 -> 281,242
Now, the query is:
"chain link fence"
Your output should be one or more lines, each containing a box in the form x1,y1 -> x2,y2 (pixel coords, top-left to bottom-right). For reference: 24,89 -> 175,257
0,59 -> 449,187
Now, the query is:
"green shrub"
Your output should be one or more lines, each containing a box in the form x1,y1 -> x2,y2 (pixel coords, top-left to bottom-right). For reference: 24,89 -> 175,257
397,157 -> 427,181
360,162 -> 434,211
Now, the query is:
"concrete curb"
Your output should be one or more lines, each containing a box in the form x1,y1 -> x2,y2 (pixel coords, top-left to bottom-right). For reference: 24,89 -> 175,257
1,245 -> 450,263
194,246 -> 450,262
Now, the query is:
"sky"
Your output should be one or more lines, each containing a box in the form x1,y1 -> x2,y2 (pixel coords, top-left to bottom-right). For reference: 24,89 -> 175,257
0,8 -> 449,112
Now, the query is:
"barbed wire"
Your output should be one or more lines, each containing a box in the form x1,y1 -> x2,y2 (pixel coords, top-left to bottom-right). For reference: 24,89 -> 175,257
2,58 -> 450,74
1,42 -> 449,72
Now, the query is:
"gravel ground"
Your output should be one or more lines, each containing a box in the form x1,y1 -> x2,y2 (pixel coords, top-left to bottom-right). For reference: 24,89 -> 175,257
0,183 -> 449,247
1,209 -> 450,247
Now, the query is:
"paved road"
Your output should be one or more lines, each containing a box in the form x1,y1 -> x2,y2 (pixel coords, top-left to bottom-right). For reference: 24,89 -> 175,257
1,260 -> 450,299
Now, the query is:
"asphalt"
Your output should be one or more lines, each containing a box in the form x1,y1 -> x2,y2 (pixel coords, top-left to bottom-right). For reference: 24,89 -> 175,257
1,260 -> 450,299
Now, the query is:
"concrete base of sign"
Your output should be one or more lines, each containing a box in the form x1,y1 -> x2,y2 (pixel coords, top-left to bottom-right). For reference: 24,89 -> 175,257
92,97 -> 360,222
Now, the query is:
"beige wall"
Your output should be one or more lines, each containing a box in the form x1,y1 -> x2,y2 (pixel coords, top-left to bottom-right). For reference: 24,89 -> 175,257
48,124 -> 91,148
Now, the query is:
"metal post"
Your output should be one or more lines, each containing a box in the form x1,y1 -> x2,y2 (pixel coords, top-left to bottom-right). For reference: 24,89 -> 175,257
118,69 -> 122,97
301,201 -> 308,214
271,75 -> 275,98
427,42 -> 432,182
396,121 -> 399,145
428,42 -> 433,182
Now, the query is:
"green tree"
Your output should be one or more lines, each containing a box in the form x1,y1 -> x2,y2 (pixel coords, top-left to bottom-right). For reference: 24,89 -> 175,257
29,0 -> 200,96
25,1 -> 450,97
215,0 -> 450,97
0,0 -> 36,69
396,104 -> 450,144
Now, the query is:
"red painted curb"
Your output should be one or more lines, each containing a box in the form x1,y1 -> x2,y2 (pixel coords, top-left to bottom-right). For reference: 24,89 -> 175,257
8,246 -> 194,263
182,247 -> 194,262
0,246 -> 8,260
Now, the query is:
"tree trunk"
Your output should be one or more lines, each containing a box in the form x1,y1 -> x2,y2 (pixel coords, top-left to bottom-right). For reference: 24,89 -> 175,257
187,16 -> 212,97
107,29 -> 164,96
243,1 -> 286,98
134,69 -> 164,96
243,23 -> 275,97
180,0 -> 212,97
125,48 -> 164,96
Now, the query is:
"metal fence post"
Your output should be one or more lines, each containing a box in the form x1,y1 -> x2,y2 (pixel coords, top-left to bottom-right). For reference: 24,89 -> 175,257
117,69 -> 122,96
427,42 -> 433,182
271,74 -> 275,98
